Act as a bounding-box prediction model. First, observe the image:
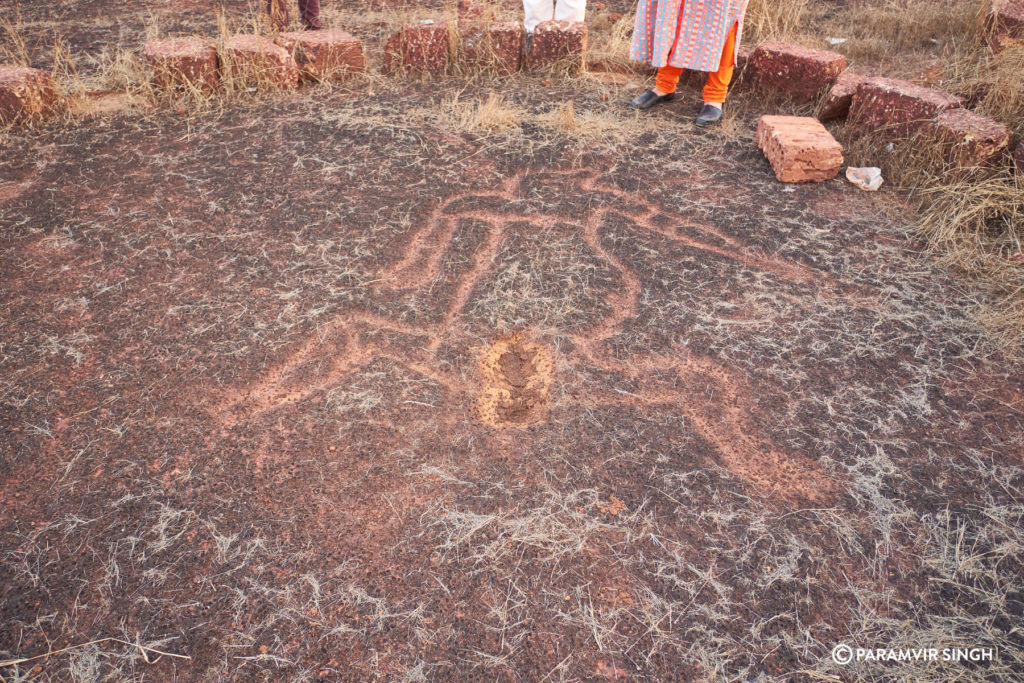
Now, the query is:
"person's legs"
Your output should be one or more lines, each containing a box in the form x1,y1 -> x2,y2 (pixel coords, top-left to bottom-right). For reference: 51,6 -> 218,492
553,0 -> 586,23
630,7 -> 685,110
651,1 -> 687,96
298,0 -> 322,30
655,66 -> 684,96
524,0 -> 553,33
702,21 -> 738,105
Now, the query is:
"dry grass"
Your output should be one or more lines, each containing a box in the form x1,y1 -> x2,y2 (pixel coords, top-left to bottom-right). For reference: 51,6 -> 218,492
837,120 -> 1024,359
799,0 -> 983,67
745,0 -> 811,42
917,175 -> 1024,356
585,10 -> 639,74
811,0 -> 1024,359
0,6 -> 31,67
544,99 -> 579,131
437,88 -> 660,147
446,90 -> 523,133
2,2 -> 1024,680
952,42 -> 1024,137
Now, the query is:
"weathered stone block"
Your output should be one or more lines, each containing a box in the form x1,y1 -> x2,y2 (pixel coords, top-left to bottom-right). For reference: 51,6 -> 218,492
224,34 -> 300,89
0,65 -> 58,123
930,108 -> 1012,167
384,23 -> 451,75
757,115 -> 844,183
527,20 -> 587,72
276,28 -> 365,80
818,71 -> 864,121
749,41 -> 846,102
462,21 -> 524,74
848,77 -> 963,135
144,37 -> 219,91
987,0 -> 1024,36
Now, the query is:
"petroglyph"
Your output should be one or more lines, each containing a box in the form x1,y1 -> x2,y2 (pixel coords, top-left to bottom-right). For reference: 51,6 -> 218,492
211,168 -> 855,501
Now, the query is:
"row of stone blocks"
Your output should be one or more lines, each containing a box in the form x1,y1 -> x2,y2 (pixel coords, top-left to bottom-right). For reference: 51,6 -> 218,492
144,19 -> 585,95
3,25 -> 1020,176
821,74 -> 1014,168
728,40 -> 1018,171
144,30 -> 366,91
384,20 -> 586,75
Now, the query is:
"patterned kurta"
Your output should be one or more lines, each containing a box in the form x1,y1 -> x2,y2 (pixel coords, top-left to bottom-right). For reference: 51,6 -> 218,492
630,0 -> 750,72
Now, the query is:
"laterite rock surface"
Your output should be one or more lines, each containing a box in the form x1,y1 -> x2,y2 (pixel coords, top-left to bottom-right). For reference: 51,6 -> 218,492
144,37 -> 220,91
384,23 -> 450,75
749,41 -> 846,103
527,20 -> 587,72
0,65 -> 58,123
276,28 -> 365,80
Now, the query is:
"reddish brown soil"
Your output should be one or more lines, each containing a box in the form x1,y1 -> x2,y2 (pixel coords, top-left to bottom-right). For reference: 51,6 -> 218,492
2,1 -> 1024,681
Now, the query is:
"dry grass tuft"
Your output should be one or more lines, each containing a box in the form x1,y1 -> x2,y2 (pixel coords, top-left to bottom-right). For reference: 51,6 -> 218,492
547,99 -> 579,132
586,11 -> 640,74
445,90 -> 523,134
917,174 -> 1024,357
952,42 -> 1024,136
0,6 -> 30,66
745,0 -> 810,42
772,0 -> 981,72
48,35 -> 79,92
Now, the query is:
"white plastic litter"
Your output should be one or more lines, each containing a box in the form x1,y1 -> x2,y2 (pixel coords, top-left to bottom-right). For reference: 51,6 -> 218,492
846,167 -> 884,191
827,37 -> 847,45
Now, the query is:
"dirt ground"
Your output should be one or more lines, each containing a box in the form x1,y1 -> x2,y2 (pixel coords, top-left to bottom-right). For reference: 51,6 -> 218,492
2,1 -> 1024,681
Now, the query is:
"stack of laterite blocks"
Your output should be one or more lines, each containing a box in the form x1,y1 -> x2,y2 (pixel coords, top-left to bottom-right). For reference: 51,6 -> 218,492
276,28 -> 365,80
384,22 -> 451,75
5,14 -> 586,125
748,41 -> 847,104
526,20 -> 587,71
140,18 -> 587,86
462,22 -> 525,75
987,0 -> 1024,47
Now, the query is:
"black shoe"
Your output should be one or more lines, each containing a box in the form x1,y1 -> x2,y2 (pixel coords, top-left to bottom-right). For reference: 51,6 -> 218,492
695,103 -> 723,126
629,89 -> 675,110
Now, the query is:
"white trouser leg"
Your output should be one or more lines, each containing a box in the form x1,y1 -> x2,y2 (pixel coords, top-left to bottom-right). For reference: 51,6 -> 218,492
553,0 -> 586,23
523,0 -> 553,32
